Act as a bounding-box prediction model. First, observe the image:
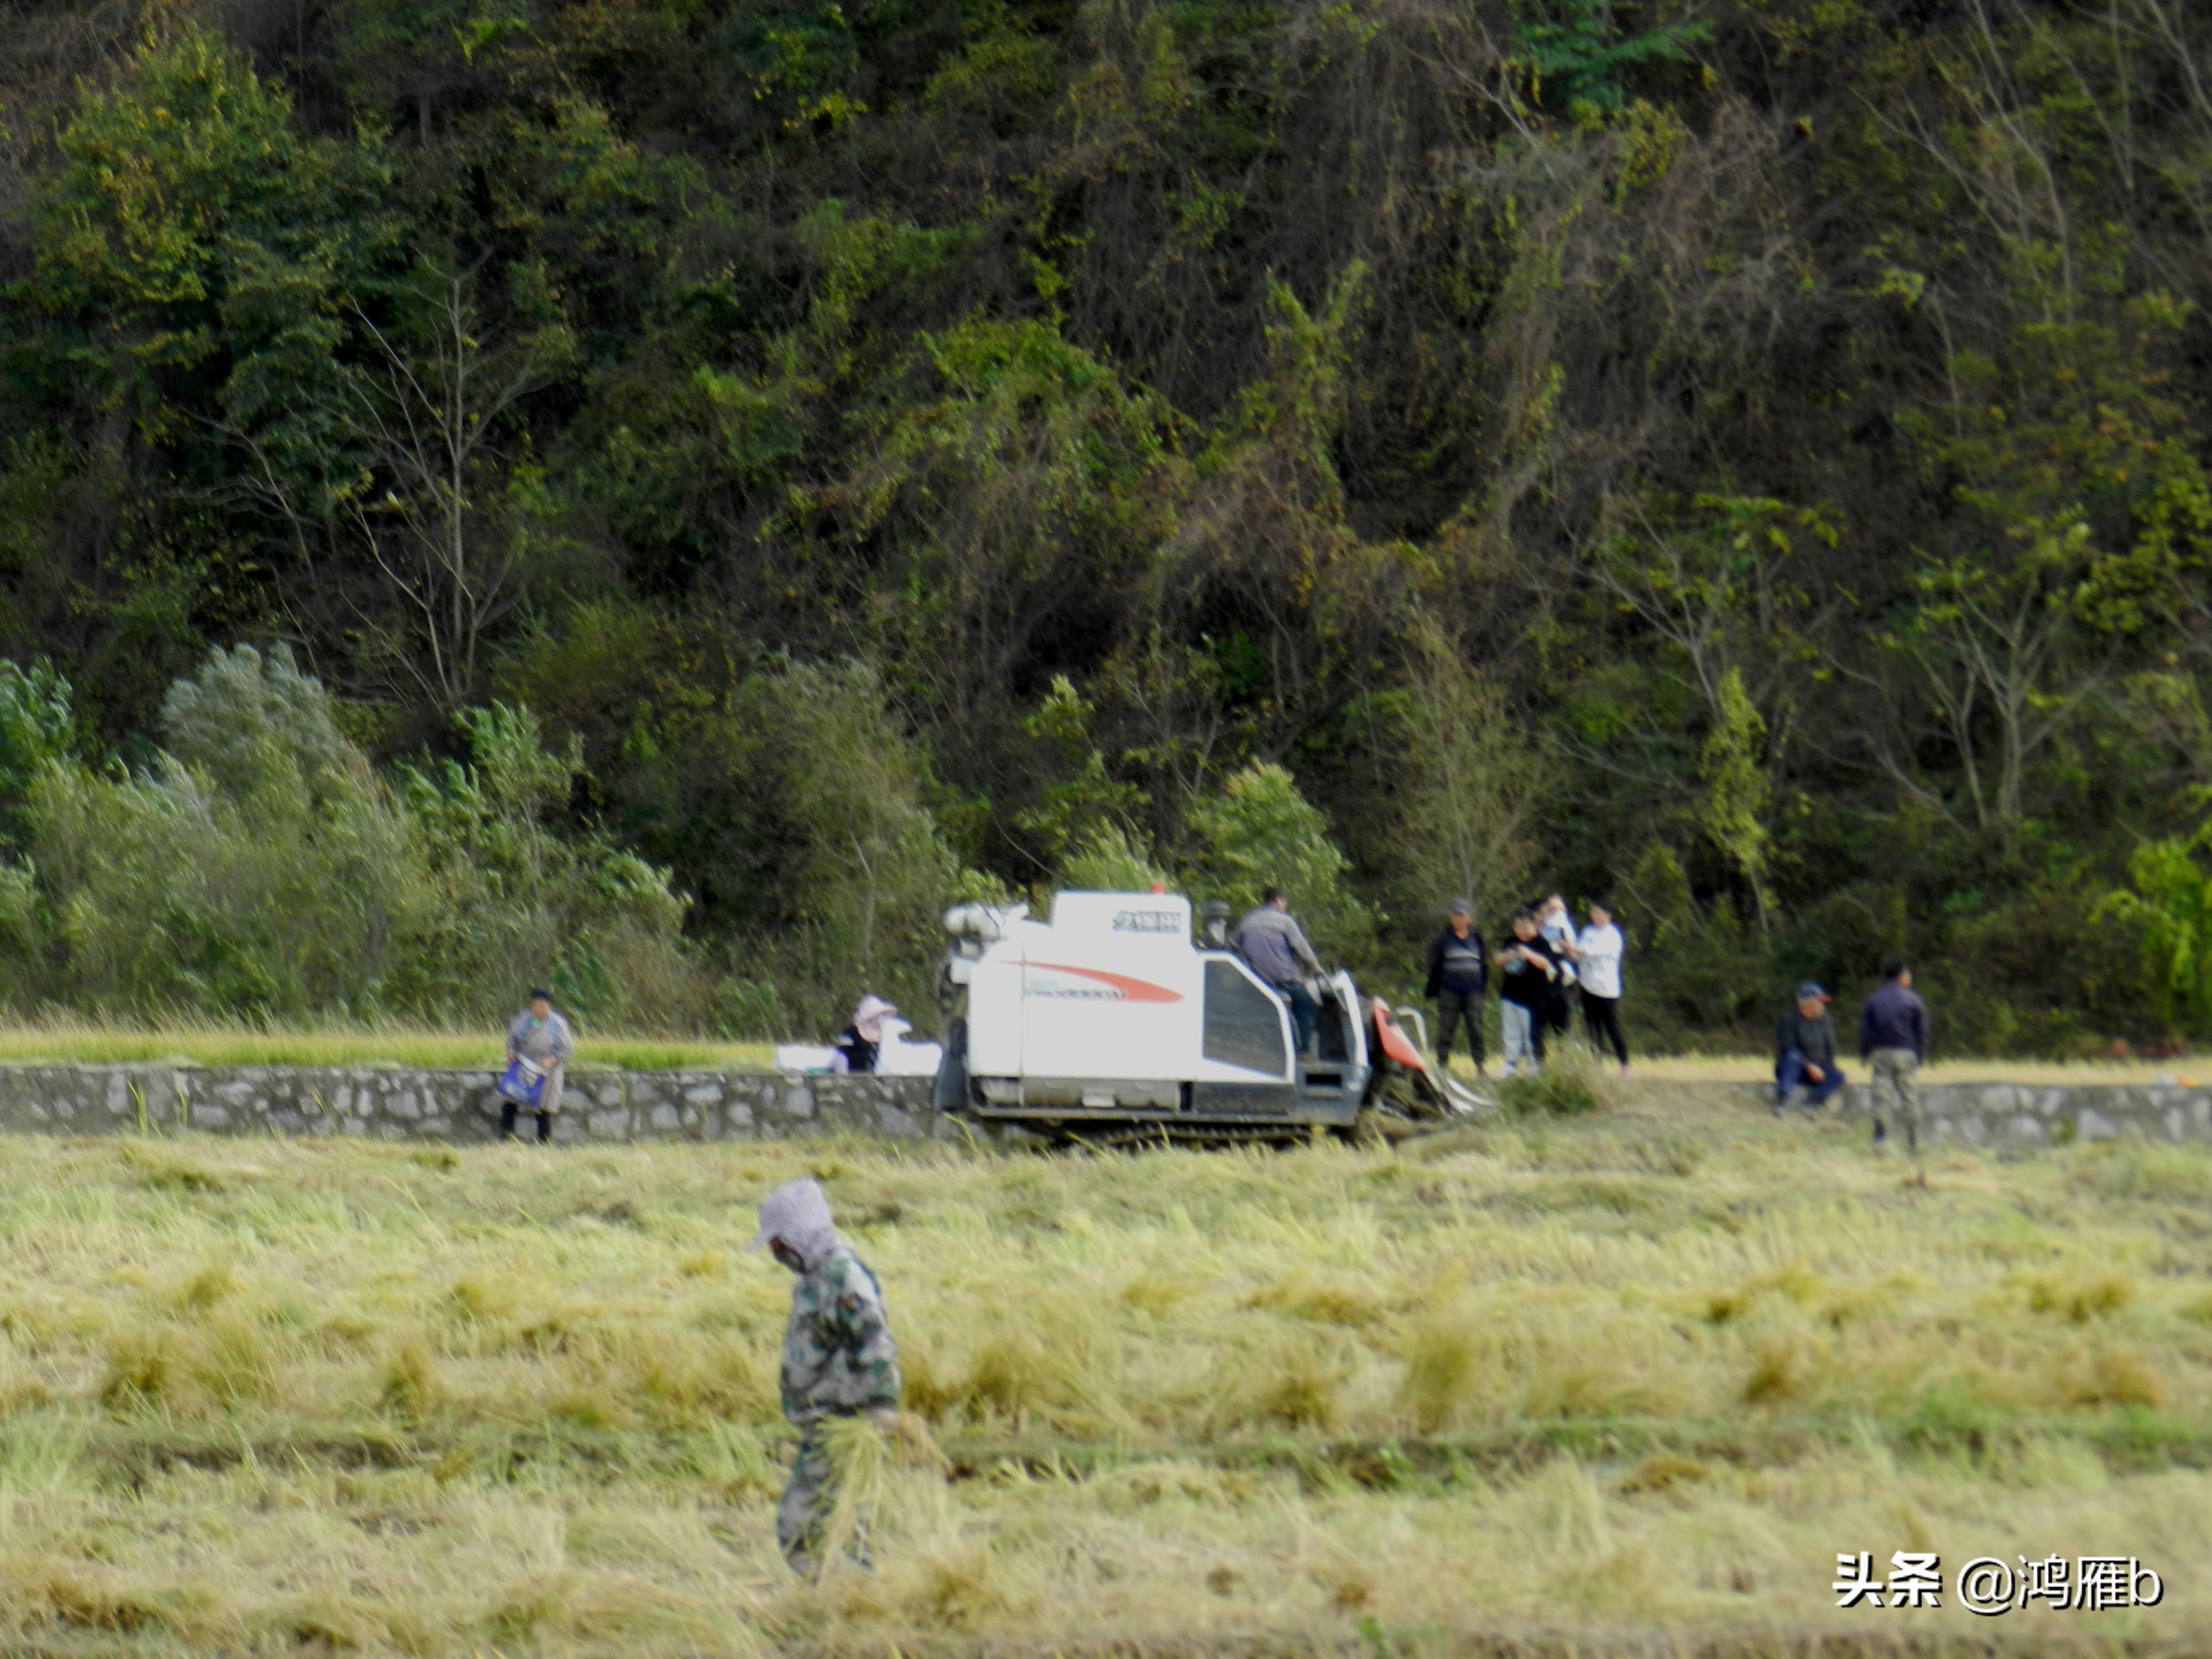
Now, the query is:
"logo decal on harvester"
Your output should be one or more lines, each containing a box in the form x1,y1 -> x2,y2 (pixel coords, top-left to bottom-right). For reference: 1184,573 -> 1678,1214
1111,909 -> 1182,934
1023,963 -> 1183,1002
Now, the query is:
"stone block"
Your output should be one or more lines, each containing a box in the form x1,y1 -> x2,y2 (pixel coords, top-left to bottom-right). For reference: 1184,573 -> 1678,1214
650,1103 -> 680,1131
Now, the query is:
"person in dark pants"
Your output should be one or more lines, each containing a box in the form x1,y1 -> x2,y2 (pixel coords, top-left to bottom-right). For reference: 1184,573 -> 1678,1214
1423,898 -> 1489,1077
1773,982 -> 1843,1114
1574,901 -> 1629,1072
1233,886 -> 1325,1055
1493,909 -> 1558,1076
500,988 -> 573,1144
1538,894 -> 1579,1048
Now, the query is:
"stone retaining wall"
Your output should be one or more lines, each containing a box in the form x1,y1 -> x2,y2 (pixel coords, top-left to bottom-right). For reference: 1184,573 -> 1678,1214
1839,1079 -> 2212,1150
0,1064 -> 954,1144
0,1063 -> 2205,1150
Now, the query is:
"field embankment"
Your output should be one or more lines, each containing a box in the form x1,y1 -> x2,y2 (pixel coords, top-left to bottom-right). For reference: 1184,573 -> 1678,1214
0,1022 -> 774,1074
0,1087 -> 2201,1655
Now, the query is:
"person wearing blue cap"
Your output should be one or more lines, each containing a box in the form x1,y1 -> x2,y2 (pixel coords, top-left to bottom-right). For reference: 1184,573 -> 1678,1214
1773,983 -> 1843,1114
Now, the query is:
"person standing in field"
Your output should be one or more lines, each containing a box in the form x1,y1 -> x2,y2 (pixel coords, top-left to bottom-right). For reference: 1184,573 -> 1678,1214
1575,900 -> 1629,1074
1773,982 -> 1842,1114
1493,908 -> 1558,1077
1859,959 -> 1929,1152
753,1177 -> 901,1577
502,988 -> 575,1143
1233,885 -> 1325,1056
1423,898 -> 1489,1077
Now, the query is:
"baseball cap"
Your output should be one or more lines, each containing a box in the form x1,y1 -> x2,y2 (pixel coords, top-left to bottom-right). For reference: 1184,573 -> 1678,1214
1448,898 -> 1473,916
1795,982 -> 1832,1003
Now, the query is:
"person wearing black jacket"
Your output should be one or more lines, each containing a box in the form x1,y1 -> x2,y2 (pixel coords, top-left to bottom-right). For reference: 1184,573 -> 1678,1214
1423,899 -> 1489,1077
1773,983 -> 1842,1114
1493,909 -> 1558,1076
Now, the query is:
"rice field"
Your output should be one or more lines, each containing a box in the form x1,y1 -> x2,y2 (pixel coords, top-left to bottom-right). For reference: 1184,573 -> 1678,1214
0,1084 -> 2203,1655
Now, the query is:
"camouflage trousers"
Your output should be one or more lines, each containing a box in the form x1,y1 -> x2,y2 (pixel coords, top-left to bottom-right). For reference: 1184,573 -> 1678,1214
776,1420 -> 870,1576
1869,1047 -> 1921,1150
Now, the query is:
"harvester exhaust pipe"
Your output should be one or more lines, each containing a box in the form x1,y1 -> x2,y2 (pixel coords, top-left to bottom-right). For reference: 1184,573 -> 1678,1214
1198,899 -> 1230,948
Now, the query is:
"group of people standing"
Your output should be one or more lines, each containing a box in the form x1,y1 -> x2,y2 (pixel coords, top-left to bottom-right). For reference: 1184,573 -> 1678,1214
1423,895 -> 1629,1079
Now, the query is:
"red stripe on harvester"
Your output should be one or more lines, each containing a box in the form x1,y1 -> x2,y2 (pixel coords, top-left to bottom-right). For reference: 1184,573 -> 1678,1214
1027,964 -> 1184,1003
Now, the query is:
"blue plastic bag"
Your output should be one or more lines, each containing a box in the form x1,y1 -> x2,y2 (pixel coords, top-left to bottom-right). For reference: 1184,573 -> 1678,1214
496,1056 -> 546,1108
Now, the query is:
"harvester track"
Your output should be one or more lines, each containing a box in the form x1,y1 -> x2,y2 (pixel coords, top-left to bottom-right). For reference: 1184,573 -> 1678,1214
1042,1121 -> 1331,1151
1026,1105 -> 1458,1151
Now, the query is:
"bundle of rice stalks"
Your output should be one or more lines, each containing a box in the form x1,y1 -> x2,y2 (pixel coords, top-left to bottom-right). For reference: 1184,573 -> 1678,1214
812,1414 -> 893,1580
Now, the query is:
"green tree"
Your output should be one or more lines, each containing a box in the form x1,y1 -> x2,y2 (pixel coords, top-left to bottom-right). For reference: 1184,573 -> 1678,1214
1697,668 -> 1772,931
30,27 -> 380,499
1514,0 -> 1712,113
28,651 -> 433,1020
0,662 -> 77,846
398,702 -> 692,1025
1185,763 -> 1378,969
2104,814 -> 2212,1037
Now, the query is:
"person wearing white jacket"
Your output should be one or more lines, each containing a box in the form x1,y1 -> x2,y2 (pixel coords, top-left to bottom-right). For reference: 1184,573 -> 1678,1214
1574,902 -> 1629,1073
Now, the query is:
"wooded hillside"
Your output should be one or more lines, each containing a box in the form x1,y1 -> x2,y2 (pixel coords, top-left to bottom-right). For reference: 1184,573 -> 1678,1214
1,0 -> 2209,1048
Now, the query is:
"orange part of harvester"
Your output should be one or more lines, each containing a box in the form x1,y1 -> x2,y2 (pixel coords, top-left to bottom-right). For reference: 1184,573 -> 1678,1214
1372,997 -> 1429,1072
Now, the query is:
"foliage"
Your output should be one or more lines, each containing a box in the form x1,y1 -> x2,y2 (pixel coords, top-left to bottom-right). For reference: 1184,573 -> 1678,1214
1185,763 -> 1379,971
0,0 -> 2210,1047
2105,815 -> 2212,1036
0,661 -> 77,841
1697,669 -> 1772,930
396,701 -> 694,1026
1514,0 -> 1713,113
14,650 -> 697,1027
1496,1056 -> 1610,1117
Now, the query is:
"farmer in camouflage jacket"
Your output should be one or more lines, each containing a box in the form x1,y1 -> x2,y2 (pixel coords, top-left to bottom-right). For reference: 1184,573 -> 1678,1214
749,1177 -> 901,1573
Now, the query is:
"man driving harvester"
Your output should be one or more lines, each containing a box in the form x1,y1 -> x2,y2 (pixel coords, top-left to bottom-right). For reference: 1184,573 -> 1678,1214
1233,885 -> 1324,1056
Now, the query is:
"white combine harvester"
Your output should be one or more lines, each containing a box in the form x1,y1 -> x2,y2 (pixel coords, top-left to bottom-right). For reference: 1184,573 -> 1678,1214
931,890 -> 1482,1144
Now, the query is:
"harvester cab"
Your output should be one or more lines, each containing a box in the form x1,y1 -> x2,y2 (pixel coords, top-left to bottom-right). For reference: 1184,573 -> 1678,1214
932,889 -> 1483,1144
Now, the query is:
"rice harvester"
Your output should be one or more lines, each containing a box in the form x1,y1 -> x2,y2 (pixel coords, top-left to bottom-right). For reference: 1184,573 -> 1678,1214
931,889 -> 1483,1143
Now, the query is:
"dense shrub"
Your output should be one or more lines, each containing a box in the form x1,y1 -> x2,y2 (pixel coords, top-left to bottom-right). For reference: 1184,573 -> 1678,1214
12,648 -> 698,1026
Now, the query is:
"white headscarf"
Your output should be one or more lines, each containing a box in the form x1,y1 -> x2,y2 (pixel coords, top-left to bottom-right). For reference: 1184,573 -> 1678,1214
748,1177 -> 842,1270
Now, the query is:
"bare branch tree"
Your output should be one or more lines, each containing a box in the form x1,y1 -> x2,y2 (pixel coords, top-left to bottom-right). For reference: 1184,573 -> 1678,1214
335,268 -> 561,708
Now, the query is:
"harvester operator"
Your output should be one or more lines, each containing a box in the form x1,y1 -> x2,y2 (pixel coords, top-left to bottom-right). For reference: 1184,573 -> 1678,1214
1233,885 -> 1323,1055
